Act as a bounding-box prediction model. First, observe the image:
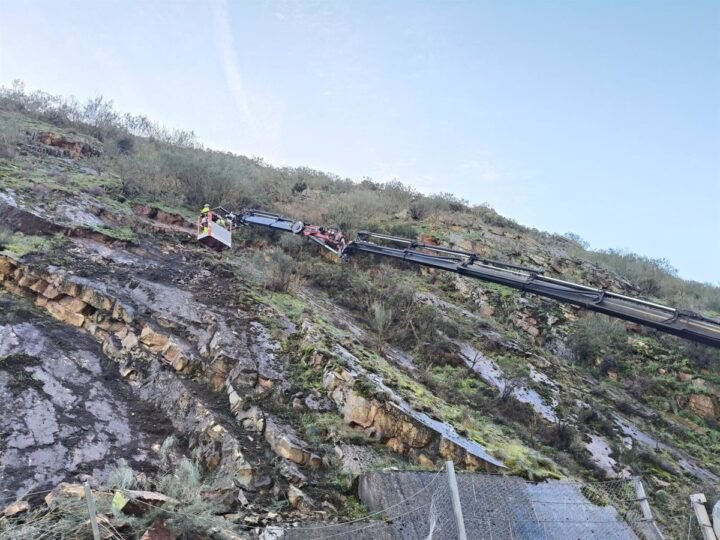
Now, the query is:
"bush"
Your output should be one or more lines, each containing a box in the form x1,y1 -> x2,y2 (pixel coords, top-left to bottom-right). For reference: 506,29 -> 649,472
598,355 -> 618,376
116,135 -> 135,155
586,249 -> 675,296
409,200 -> 429,220
260,249 -> 294,292
567,314 -> 626,364
0,134 -> 16,159
291,180 -> 307,194
107,464 -> 135,489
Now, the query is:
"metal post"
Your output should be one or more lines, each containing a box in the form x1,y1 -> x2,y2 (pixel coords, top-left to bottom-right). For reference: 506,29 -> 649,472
690,493 -> 718,540
445,461 -> 467,540
632,478 -> 665,539
83,482 -> 101,540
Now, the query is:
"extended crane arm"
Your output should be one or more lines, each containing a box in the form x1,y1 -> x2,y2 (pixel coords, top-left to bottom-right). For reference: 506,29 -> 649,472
202,209 -> 720,348
344,232 -> 720,348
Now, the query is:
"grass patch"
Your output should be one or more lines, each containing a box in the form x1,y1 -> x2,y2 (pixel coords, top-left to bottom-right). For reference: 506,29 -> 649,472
91,226 -> 136,241
0,232 -> 64,257
266,291 -> 309,321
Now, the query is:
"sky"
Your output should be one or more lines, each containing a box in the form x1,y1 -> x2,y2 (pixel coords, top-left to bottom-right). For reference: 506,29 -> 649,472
1,0 -> 718,283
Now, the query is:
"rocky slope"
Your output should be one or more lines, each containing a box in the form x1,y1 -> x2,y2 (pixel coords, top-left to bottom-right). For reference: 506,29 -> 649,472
1,96 -> 719,538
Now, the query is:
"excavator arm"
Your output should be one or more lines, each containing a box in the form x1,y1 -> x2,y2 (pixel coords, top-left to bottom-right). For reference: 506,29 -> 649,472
199,208 -> 720,348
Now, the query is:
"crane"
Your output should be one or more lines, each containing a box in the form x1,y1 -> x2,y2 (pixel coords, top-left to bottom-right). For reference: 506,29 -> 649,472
197,207 -> 720,348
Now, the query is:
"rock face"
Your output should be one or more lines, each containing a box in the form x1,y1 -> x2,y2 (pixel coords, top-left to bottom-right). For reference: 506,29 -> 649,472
34,131 -> 101,159
318,341 -> 505,471
0,246 -> 297,498
0,294 -> 169,500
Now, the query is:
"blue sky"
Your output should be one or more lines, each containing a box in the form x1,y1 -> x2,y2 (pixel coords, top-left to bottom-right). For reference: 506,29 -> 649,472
1,1 -> 718,283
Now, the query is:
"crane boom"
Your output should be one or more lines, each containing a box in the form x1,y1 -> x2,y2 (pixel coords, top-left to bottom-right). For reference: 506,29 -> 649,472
200,208 -> 720,348
345,232 -> 720,348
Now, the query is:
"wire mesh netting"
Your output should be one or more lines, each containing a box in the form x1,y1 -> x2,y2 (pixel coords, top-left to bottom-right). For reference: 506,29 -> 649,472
1,470 -> 668,540
456,473 -> 663,540
287,470 -> 664,540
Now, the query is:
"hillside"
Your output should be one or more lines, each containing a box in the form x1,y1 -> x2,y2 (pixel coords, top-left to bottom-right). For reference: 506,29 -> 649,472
1,85 -> 719,538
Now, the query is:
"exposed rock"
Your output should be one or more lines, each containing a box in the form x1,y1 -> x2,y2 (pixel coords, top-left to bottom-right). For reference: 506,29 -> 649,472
112,490 -> 177,516
3,500 -> 29,517
688,394 -> 717,419
46,297 -> 86,327
201,487 -> 238,514
236,406 -> 265,432
35,131 -> 101,159
287,485 -> 314,511
45,483 -> 86,508
140,325 -> 170,353
140,518 -> 177,540
265,418 -> 321,469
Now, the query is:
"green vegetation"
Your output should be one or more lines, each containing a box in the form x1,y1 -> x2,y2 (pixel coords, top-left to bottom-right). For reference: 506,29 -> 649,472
2,82 -> 719,539
566,314 -> 627,365
92,225 -> 136,242
567,239 -> 720,314
0,231 -> 64,257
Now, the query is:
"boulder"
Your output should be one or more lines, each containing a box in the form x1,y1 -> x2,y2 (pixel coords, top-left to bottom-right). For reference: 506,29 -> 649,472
3,500 -> 29,518
79,287 -> 114,311
287,485 -> 314,511
236,406 -> 265,432
162,341 -> 189,371
112,490 -> 177,517
688,394 -> 717,420
46,299 -> 85,327
45,483 -> 86,508
140,518 -> 176,540
200,488 -> 237,514
0,256 -> 16,276
342,392 -> 381,428
264,418 -> 320,468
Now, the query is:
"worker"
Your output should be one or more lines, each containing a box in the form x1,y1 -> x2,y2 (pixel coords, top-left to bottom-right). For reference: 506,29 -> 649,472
200,204 -> 210,234
216,215 -> 226,228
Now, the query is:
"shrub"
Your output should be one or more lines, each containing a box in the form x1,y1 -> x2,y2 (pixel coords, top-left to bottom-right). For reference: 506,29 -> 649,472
116,135 -> 135,155
585,249 -> 675,296
566,314 -> 626,364
107,464 -> 135,489
386,222 -> 418,239
0,134 -> 16,159
598,355 -> 619,376
291,180 -> 307,194
260,249 -> 294,292
409,200 -> 429,220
